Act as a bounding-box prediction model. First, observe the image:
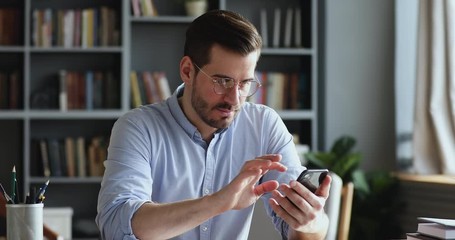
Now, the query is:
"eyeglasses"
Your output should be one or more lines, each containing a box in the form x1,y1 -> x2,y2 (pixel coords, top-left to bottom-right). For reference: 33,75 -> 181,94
193,63 -> 262,97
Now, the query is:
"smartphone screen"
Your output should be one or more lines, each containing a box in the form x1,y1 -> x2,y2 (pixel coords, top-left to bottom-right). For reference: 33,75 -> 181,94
296,169 -> 329,193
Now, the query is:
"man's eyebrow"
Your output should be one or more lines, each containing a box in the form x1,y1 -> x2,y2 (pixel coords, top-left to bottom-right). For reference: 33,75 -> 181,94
212,74 -> 254,81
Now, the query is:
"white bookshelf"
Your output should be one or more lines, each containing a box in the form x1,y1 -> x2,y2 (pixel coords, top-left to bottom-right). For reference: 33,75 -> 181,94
0,0 -> 319,238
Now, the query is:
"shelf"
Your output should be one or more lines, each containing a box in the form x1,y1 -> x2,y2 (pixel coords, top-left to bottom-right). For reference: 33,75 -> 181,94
27,110 -> 124,119
0,46 -> 25,52
131,15 -> 195,23
29,176 -> 103,184
261,48 -> 314,56
0,111 -> 25,119
30,47 -> 123,53
278,110 -> 315,120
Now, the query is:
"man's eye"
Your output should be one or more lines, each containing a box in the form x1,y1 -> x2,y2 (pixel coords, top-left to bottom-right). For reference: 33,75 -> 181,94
219,78 -> 234,87
240,80 -> 251,86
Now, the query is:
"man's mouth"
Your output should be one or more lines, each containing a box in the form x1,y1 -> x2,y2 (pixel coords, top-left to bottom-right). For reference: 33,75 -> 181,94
215,104 -> 237,117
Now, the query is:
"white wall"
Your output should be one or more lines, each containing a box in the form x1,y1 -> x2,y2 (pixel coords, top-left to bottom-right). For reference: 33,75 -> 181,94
394,0 -> 418,169
323,0 -> 396,171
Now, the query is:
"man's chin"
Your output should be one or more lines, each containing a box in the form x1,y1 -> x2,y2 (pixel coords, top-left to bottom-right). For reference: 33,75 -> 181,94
208,116 -> 234,129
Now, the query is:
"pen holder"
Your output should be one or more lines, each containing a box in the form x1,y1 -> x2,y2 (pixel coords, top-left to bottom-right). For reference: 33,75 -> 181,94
6,203 -> 44,240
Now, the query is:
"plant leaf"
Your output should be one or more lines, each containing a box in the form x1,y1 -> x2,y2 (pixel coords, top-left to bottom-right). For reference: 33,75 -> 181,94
352,169 -> 370,194
330,135 -> 356,158
304,152 -> 336,168
331,153 -> 361,180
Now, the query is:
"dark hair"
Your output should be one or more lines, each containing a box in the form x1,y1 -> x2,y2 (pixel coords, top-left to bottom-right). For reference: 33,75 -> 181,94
184,10 -> 262,68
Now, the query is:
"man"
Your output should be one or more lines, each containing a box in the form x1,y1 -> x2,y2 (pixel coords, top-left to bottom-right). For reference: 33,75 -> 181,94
96,10 -> 331,240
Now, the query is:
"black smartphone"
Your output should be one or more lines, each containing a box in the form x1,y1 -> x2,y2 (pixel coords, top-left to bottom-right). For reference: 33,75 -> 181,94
296,169 -> 329,193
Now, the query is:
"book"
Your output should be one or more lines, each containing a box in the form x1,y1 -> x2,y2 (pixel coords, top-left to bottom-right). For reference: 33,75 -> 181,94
93,71 -> 104,109
65,137 -> 76,177
130,71 -> 142,108
76,137 -> 87,177
77,71 -> 86,109
73,9 -> 82,47
266,72 -> 285,110
294,8 -> 302,47
47,139 -> 63,177
39,139 -> 51,177
418,217 -> 455,227
407,233 -> 440,240
131,0 -> 141,17
260,8 -> 268,47
273,8 -> 281,48
8,70 -> 20,109
88,136 -> 106,176
63,10 -> 74,48
153,71 -> 171,101
59,70 -> 68,111
99,7 -> 109,46
142,71 -> 158,104
283,8 -> 293,48
417,218 -> 455,239
136,72 -> 147,104
0,72 -> 8,109
42,9 -> 53,47
85,71 -> 94,110
104,71 -> 119,109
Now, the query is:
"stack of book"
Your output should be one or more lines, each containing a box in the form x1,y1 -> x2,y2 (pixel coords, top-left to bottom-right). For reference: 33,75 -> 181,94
407,217 -> 455,240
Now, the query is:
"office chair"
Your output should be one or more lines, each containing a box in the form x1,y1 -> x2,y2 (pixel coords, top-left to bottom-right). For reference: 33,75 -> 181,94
325,172 -> 354,240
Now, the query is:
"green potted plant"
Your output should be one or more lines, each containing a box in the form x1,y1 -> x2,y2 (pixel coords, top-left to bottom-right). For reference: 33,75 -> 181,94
304,135 -> 369,194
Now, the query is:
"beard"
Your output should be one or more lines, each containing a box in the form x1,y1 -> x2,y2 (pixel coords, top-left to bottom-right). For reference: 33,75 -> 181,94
191,88 -> 240,129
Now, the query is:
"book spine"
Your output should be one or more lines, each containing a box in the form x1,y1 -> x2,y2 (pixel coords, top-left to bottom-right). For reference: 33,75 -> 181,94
85,71 -> 94,110
273,8 -> 281,48
59,69 -> 68,111
294,8 -> 302,47
260,9 -> 268,48
284,8 -> 293,48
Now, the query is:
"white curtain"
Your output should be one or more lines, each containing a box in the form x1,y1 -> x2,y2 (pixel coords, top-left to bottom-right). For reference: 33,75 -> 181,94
413,0 -> 455,174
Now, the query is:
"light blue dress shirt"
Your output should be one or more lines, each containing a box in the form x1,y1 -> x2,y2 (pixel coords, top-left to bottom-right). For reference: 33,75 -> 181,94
96,85 -> 305,240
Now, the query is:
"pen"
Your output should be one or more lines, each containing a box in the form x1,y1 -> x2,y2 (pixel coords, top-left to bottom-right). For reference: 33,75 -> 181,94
25,191 -> 30,204
10,166 -> 16,204
36,180 -> 49,203
14,178 -> 19,204
30,186 -> 36,204
0,182 -> 14,204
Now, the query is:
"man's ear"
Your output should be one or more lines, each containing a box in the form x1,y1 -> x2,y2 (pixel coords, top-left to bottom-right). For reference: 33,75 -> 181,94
180,56 -> 193,85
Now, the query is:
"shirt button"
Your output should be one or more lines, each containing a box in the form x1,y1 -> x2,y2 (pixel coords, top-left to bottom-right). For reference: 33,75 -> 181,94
202,226 -> 208,231
204,189 -> 210,194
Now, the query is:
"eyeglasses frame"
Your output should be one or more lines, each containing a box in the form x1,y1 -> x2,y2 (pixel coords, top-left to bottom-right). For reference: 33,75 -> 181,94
193,62 -> 262,97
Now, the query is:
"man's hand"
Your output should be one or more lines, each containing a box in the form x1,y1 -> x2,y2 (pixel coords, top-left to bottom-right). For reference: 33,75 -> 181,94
213,154 -> 287,212
269,174 -> 332,239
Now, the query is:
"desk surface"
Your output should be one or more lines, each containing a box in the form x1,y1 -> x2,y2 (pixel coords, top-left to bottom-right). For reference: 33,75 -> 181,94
395,173 -> 455,185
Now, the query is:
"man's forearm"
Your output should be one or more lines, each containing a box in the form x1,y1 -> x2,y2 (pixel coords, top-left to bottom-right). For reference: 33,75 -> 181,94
132,194 -> 225,240
287,213 -> 329,240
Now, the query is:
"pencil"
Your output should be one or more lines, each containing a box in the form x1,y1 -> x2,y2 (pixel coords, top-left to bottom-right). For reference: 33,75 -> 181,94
0,182 -> 14,204
11,166 -> 16,204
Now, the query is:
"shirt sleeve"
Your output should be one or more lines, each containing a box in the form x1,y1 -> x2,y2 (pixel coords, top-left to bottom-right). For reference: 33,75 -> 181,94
96,110 -> 154,240
257,107 -> 306,237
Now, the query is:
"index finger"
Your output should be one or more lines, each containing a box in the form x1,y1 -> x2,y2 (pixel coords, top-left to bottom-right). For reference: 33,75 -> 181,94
245,155 -> 287,172
256,154 -> 282,162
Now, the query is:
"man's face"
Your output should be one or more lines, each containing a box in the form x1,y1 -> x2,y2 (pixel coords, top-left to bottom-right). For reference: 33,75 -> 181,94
190,45 -> 259,129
